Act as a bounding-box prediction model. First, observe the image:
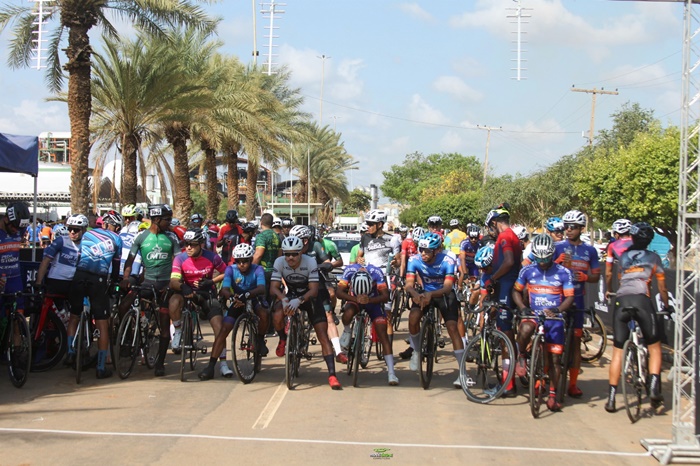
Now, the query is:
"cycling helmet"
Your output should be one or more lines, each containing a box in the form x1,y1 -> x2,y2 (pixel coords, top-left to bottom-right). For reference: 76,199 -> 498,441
474,244 -> 495,268
531,234 -> 555,263
485,207 -> 509,227
289,225 -> 311,239
449,219 -> 459,228
190,213 -> 204,224
281,217 -> 295,228
66,214 -> 89,228
232,243 -> 255,259
138,221 -> 150,231
562,210 -> 586,226
364,209 -> 387,223
467,224 -> 480,239
121,204 -> 137,217
545,216 -> 564,233
359,223 -> 369,233
272,219 -> 282,228
242,222 -> 257,233
5,202 -> 31,228
427,215 -> 443,227
134,206 -> 146,220
412,226 -> 426,239
398,225 -> 409,233
612,218 -> 632,235
630,222 -> 654,249
148,204 -> 173,218
102,210 -> 123,227
418,232 -> 442,250
281,235 -> 304,253
54,225 -> 69,237
511,224 -> 527,241
351,270 -> 374,296
183,228 -> 205,244
170,218 -> 181,226
225,209 -> 239,223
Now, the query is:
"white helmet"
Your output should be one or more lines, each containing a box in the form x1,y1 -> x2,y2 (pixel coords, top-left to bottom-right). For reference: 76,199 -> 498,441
562,210 -> 586,226
55,226 -> 69,237
66,214 -> 89,228
121,204 -> 137,217
412,226 -> 426,240
232,243 -> 255,259
531,234 -> 555,263
398,225 -> 409,233
511,224 -> 527,241
281,235 -> 304,252
612,219 -> 632,235
449,219 -> 459,227
364,209 -> 387,223
359,223 -> 369,233
351,270 -> 374,296
289,225 -> 311,239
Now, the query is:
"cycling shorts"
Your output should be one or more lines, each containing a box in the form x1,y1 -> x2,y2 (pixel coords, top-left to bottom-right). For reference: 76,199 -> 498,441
410,291 -> 459,323
224,296 -> 269,325
68,270 -> 110,320
613,294 -> 660,349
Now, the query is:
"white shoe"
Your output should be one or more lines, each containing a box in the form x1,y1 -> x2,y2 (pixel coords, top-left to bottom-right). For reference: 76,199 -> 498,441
171,330 -> 182,354
409,351 -> 420,372
388,374 -> 399,386
339,331 -> 351,350
453,377 -> 462,388
220,362 -> 233,378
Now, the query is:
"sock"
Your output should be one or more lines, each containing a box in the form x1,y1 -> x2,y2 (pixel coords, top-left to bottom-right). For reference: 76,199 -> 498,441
323,354 -> 336,377
549,387 -> 556,399
97,349 -> 107,371
173,320 -> 182,330
462,336 -> 468,348
384,354 -> 395,376
67,335 -> 75,354
157,336 -> 170,365
208,356 -> 217,366
569,368 -> 579,388
219,348 -> 227,361
607,384 -> 617,401
502,358 -> 512,389
454,349 -> 465,365
409,333 -> 420,352
331,337 -> 342,355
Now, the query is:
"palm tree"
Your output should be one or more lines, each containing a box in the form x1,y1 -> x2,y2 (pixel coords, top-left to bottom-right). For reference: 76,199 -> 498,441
0,1 -> 214,214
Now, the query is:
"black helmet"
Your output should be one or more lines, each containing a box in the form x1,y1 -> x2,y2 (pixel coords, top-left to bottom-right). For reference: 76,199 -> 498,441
630,222 -> 654,249
225,210 -> 238,223
183,228 -> 205,244
242,222 -> 257,233
281,217 -> 295,228
148,204 -> 173,218
5,202 -> 30,229
190,213 -> 204,224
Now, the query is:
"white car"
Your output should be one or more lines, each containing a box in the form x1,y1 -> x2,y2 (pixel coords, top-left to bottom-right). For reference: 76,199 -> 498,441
324,231 -> 361,270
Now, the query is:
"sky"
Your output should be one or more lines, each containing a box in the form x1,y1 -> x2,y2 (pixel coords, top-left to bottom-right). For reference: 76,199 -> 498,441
0,0 -> 687,200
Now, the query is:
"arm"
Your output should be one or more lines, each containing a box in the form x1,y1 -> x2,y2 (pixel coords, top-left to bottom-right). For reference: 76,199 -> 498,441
252,246 -> 265,265
491,250 -> 514,282
35,256 -> 53,286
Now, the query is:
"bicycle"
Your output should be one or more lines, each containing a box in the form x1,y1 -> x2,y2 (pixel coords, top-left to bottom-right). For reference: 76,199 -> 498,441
527,310 -> 566,419
418,300 -> 442,390
459,300 -> 515,403
580,307 -> 607,363
0,291 -> 32,387
115,285 -> 162,379
284,304 -> 308,390
390,277 -> 409,332
230,298 -> 263,384
458,279 -> 481,339
72,294 -> 99,384
345,304 -> 373,387
27,287 -> 68,372
178,295 -> 207,382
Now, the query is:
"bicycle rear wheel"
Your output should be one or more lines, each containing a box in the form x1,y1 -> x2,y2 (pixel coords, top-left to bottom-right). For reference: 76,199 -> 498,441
352,319 -> 364,387
581,310 -> 607,363
285,318 -> 298,389
419,316 -> 435,390
29,310 -> 67,372
391,290 -> 405,332
621,340 -> 643,423
180,312 -> 192,382
7,312 -> 31,388
529,336 -> 547,419
116,310 -> 139,379
232,315 -> 257,384
144,309 -> 161,369
74,312 -> 89,384
360,318 -> 372,369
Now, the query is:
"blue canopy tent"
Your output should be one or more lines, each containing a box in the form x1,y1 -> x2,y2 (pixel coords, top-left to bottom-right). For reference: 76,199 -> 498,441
0,132 -> 40,261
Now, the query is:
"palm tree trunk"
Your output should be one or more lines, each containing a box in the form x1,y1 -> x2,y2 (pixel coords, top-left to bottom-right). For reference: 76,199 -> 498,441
202,140 -> 219,220
165,123 -> 193,222
224,144 -> 240,210
246,159 -> 259,219
121,133 -> 139,205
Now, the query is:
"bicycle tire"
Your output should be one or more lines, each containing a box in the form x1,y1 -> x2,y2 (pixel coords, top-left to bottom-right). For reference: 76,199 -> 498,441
346,320 -> 355,376
581,310 -> 607,363
116,310 -> 139,379
190,317 -> 200,371
419,315 -> 435,390
557,322 -> 575,404
144,308 -> 161,370
529,335 -> 547,419
464,310 -> 480,340
232,314 -> 257,384
7,311 -> 31,388
75,312 -> 86,384
375,338 -> 384,361
108,303 -> 121,370
285,317 -> 298,389
460,329 -> 514,403
392,290 -> 404,332
360,317 -> 372,369
180,312 -> 192,382
621,339 -> 642,423
29,310 -> 67,372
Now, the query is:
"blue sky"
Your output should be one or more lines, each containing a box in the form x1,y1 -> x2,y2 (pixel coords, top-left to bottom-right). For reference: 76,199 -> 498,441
0,0 -> 685,198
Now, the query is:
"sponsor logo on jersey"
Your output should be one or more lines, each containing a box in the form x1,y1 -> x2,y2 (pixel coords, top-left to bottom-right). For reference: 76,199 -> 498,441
146,245 -> 169,261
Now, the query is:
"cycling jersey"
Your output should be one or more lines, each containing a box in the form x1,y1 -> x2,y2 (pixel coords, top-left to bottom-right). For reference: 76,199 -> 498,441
445,229 -> 467,256
401,238 -> 417,259
322,238 -> 341,261
0,228 -> 23,293
617,249 -> 665,298
361,233 -> 400,270
119,228 -> 142,277
554,239 -> 601,309
222,263 -> 266,294
254,229 -> 281,273
43,236 -> 80,281
130,230 -> 179,282
459,238 -> 481,277
171,249 -> 226,287
406,252 -> 456,292
492,228 -> 522,282
349,244 -> 360,264
606,237 -> 632,263
270,254 -> 319,297
514,263 -> 575,312
122,221 -> 141,235
76,229 -> 123,276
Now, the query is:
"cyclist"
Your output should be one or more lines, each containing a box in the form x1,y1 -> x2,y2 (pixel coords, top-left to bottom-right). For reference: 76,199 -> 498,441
270,235 -> 342,390
605,222 -> 669,413
512,234 -> 575,411
189,213 -> 212,250
252,213 -> 282,303
474,244 -> 496,310
271,219 -> 284,243
170,218 -> 187,248
553,210 -> 601,398
280,217 -> 295,238
444,219 -> 466,256
427,215 -> 443,238
199,243 -> 269,380
65,213 -> 123,379
458,224 -> 482,310
121,204 -> 141,235
399,226 -> 423,279
101,210 -> 123,235
337,266 -> 397,385
349,223 -> 368,264
206,219 -> 219,251
241,222 -> 257,247
0,202 -> 31,300
405,232 -> 464,387
522,217 -> 564,267
319,230 -> 343,311
605,219 -> 633,298
121,204 -> 178,376
169,228 -> 229,376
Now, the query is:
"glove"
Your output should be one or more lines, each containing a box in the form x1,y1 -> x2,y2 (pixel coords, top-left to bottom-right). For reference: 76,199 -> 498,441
242,292 -> 251,301
181,284 -> 193,296
198,279 -> 214,290
574,271 -> 588,282
519,307 -> 534,317
287,298 -> 301,311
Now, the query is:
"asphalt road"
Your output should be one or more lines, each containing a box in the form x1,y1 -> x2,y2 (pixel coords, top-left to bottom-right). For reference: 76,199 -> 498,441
1,321 -> 673,466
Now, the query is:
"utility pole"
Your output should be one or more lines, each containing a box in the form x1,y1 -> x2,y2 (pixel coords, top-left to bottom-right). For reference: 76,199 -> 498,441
571,86 -> 619,145
477,125 -> 502,185
317,54 -> 331,124
507,0 -> 532,81
261,0 -> 285,75
251,0 -> 258,65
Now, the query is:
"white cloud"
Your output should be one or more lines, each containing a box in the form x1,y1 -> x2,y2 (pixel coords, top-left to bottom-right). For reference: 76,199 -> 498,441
331,58 -> 365,100
0,100 -> 68,136
439,130 -> 463,152
397,3 -> 435,23
433,76 -> 483,102
407,94 -> 450,126
452,56 -> 487,78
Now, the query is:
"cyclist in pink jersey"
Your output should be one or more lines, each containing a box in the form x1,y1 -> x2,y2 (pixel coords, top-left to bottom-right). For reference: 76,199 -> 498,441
605,219 -> 633,299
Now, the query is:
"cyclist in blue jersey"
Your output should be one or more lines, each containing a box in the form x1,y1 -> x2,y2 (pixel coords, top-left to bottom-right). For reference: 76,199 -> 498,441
64,214 -> 123,379
35,214 -> 83,304
199,243 -> 268,380
458,224 -> 482,309
405,232 -> 464,388
513,234 -> 575,411
0,202 -> 31,301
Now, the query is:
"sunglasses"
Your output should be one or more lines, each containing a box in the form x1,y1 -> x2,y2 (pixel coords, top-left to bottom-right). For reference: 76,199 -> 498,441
237,259 -> 251,264
284,252 -> 300,257
419,247 -> 435,254
564,224 -> 580,230
366,222 -> 378,227
185,242 -> 201,248
160,218 -> 172,223
552,229 -> 564,235
67,227 -> 82,233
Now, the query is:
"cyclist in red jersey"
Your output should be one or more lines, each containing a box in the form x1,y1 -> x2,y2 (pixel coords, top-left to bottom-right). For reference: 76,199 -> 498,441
399,226 -> 422,278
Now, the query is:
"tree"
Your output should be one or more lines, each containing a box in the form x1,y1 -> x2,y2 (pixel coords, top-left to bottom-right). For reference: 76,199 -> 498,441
596,102 -> 656,152
0,0 -> 214,214
345,189 -> 371,214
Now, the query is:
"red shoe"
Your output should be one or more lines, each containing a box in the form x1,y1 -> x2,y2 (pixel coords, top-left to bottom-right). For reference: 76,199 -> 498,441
568,386 -> 583,398
547,397 -> 562,412
335,352 -> 348,364
275,339 -> 286,357
329,375 -> 343,390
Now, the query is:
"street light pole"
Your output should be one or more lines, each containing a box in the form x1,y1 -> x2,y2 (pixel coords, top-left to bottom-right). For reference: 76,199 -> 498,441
317,54 -> 331,124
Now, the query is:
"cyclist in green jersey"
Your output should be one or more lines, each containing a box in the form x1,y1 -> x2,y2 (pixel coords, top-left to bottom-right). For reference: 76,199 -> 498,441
253,213 -> 282,303
121,204 -> 179,376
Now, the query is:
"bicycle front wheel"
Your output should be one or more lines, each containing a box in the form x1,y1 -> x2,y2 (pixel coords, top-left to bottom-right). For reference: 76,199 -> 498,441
285,318 -> 298,389
419,317 -> 435,390
7,312 -> 31,388
144,309 -> 161,369
581,310 -> 607,363
352,319 -> 364,387
75,312 -> 87,384
116,310 -> 139,379
232,315 -> 257,384
392,290 -> 404,332
360,318 -> 372,369
621,339 -> 643,423
460,329 -> 513,404
180,312 -> 192,382
29,310 -> 67,372
529,336 -> 547,419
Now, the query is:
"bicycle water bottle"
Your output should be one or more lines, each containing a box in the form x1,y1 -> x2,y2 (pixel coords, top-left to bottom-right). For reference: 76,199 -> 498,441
386,253 -> 395,277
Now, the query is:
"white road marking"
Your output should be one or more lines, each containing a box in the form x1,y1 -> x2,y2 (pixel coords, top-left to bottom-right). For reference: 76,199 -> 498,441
252,382 -> 288,429
0,427 -> 651,457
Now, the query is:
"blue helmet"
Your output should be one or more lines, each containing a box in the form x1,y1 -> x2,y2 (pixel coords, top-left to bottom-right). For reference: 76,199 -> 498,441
474,244 -> 495,268
418,232 -> 442,250
545,216 -> 564,233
